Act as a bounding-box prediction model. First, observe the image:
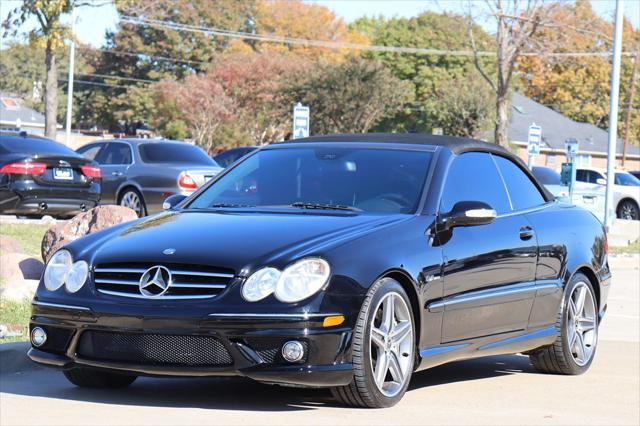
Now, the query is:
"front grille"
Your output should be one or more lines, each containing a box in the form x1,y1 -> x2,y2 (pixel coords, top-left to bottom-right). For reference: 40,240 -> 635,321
93,262 -> 235,299
77,331 -> 233,367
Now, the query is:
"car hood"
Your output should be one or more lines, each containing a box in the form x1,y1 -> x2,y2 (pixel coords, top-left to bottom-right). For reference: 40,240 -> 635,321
82,210 -> 411,274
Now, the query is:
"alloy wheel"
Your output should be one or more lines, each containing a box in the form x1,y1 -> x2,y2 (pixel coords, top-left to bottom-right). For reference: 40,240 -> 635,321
566,282 -> 597,367
620,203 -> 638,220
369,292 -> 414,397
121,191 -> 142,217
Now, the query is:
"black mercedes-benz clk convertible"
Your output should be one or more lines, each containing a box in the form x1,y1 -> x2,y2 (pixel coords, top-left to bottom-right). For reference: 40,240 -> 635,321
29,134 -> 610,408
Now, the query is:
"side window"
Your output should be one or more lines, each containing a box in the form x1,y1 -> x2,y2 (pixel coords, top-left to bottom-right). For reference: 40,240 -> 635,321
99,143 -> 132,165
77,143 -> 103,160
493,155 -> 545,210
440,152 -> 511,214
576,169 -> 587,183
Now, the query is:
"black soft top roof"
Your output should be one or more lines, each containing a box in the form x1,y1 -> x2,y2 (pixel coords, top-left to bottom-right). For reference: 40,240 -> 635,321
282,133 -> 511,156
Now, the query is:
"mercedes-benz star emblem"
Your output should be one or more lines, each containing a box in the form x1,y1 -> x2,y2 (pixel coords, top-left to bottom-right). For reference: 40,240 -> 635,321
139,266 -> 172,297
163,248 -> 176,255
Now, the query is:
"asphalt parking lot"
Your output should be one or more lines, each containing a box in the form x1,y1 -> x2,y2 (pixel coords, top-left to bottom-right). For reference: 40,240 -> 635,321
1,260 -> 638,426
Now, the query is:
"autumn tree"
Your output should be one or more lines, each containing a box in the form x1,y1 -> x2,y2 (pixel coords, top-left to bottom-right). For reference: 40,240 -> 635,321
469,0 -> 561,148
234,0 -> 368,62
351,12 -> 493,134
2,0 -> 92,137
283,57 -> 412,134
517,1 -> 640,145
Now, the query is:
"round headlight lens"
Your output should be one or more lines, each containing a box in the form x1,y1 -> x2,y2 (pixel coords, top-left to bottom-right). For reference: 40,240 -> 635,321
44,250 -> 72,291
65,260 -> 89,293
275,258 -> 330,303
242,267 -> 280,302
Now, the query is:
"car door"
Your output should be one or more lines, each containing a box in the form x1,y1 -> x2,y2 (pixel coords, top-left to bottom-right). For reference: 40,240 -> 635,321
95,142 -> 133,204
436,152 -> 539,342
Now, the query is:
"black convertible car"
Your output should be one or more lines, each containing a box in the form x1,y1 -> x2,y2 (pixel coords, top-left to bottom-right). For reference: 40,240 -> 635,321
29,134 -> 610,408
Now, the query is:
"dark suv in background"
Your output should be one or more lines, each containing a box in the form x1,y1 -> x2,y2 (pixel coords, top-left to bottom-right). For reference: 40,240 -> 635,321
76,139 -> 222,217
0,132 -> 101,218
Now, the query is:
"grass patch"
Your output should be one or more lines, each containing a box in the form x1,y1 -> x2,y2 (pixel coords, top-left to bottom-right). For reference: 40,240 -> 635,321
0,297 -> 31,342
610,240 -> 640,255
0,223 -> 50,259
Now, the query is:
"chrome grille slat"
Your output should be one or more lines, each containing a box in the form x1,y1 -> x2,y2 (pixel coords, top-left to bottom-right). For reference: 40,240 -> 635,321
97,289 -> 216,299
93,263 -> 235,300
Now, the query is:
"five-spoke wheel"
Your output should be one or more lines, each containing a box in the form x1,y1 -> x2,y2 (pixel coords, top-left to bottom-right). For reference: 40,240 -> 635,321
530,272 -> 599,375
331,277 -> 415,408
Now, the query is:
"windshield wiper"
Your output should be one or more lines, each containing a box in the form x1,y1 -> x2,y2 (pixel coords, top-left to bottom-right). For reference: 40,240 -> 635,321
289,202 -> 361,212
210,203 -> 255,208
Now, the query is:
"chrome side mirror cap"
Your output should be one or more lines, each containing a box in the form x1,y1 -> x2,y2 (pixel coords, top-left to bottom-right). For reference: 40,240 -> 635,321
439,201 -> 497,231
163,194 -> 188,210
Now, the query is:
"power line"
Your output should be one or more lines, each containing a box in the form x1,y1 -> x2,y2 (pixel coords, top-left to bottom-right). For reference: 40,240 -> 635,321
59,79 -> 132,89
121,16 -> 635,58
75,72 -> 156,83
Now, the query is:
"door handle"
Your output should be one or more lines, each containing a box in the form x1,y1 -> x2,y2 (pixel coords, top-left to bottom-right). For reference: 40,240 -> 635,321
112,171 -> 123,177
519,226 -> 535,241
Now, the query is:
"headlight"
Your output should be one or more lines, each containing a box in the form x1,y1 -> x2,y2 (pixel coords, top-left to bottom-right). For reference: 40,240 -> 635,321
65,260 -> 89,293
241,267 -> 280,302
44,250 -> 72,291
275,258 -> 331,303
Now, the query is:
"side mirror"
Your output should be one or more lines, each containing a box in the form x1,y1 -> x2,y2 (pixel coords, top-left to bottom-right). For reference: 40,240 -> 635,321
596,178 -> 606,185
439,201 -> 497,231
162,194 -> 187,210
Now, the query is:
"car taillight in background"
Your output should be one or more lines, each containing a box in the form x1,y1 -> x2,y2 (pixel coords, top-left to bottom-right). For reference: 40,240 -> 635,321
0,162 -> 47,175
178,172 -> 197,190
80,165 -> 102,179
602,225 -> 609,254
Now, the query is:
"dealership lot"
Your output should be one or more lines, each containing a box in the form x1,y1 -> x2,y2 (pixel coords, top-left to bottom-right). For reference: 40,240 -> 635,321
1,261 -> 638,425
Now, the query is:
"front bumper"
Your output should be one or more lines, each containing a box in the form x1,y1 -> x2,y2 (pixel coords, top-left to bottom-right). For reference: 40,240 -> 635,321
28,301 -> 354,388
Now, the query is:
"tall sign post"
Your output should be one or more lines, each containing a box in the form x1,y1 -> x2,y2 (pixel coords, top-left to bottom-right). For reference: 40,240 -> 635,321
527,123 -> 541,169
292,103 -> 310,139
604,0 -> 624,229
562,138 -> 579,202
65,6 -> 76,146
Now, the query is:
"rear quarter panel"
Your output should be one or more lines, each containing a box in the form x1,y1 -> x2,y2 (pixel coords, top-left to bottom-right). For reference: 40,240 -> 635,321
525,202 -> 609,328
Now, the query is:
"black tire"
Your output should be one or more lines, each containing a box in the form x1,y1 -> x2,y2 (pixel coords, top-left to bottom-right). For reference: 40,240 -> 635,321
529,273 -> 599,375
63,367 -> 137,388
118,187 -> 147,217
616,199 -> 639,221
331,277 -> 415,408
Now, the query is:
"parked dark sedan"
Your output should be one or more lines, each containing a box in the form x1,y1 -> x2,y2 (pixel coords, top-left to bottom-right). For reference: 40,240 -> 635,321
213,146 -> 258,168
29,134 -> 610,408
76,138 -> 222,217
0,132 -> 101,218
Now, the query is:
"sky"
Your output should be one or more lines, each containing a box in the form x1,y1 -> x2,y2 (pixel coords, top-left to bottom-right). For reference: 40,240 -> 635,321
0,0 -> 638,48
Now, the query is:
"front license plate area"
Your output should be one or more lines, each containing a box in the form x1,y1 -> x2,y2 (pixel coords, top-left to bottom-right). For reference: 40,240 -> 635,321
53,167 -> 73,180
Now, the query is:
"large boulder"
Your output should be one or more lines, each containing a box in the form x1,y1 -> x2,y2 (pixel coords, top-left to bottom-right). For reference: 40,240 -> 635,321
41,205 -> 138,262
0,235 -> 23,254
0,253 -> 43,301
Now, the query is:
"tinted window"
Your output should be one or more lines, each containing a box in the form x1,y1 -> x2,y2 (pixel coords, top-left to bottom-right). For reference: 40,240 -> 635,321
76,143 -> 104,160
532,167 -> 561,185
576,169 -> 603,184
494,155 -> 545,210
189,147 -> 432,214
0,136 -> 79,157
215,147 -> 255,167
98,143 -> 132,165
615,172 -> 640,186
441,152 -> 510,214
139,143 -> 216,165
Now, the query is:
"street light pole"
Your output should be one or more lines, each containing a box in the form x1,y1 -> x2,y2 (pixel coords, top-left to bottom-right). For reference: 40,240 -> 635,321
604,0 -> 624,230
64,6 -> 76,146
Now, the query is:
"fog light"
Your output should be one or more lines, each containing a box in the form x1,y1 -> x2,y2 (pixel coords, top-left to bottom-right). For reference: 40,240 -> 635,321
282,340 -> 305,362
31,327 -> 47,347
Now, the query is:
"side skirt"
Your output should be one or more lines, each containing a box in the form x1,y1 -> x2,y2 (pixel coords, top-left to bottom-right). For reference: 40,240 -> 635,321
416,326 -> 557,371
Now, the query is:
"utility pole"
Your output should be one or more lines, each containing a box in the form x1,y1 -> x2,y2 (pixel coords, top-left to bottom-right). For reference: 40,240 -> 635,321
64,6 -> 76,146
622,50 -> 638,168
604,0 -> 624,230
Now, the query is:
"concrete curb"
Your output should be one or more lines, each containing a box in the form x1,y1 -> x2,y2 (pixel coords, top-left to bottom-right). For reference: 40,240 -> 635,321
0,342 -> 39,376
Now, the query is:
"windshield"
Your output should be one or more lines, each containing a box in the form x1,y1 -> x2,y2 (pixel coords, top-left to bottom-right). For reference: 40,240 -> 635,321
139,143 -> 218,165
615,172 -> 640,187
187,147 -> 433,214
532,167 -> 561,185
